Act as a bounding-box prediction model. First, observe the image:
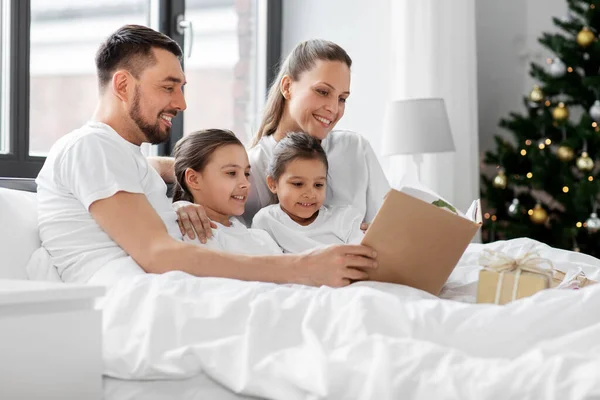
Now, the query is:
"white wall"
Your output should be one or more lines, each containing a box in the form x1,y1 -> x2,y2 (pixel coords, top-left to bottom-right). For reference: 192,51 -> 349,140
281,0 -> 479,212
476,0 -> 568,153
281,0 -> 391,156
387,0 -> 479,213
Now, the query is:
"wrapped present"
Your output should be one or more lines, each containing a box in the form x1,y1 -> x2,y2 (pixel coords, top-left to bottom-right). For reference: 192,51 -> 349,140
476,248 -> 553,305
551,268 -> 597,289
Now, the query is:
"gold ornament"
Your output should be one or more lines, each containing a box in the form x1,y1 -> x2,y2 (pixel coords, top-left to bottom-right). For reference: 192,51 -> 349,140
576,152 -> 595,172
530,204 -> 548,224
557,145 -> 574,162
577,27 -> 596,47
529,85 -> 544,103
493,170 -> 507,189
553,102 -> 569,122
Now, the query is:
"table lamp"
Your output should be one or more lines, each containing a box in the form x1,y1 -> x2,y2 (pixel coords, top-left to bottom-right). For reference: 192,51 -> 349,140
382,98 -> 455,181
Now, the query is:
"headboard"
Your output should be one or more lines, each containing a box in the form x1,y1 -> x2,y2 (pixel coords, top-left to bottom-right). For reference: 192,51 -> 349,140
0,177 -> 37,192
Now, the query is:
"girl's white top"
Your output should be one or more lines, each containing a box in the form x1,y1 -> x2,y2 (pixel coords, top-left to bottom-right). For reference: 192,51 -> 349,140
185,215 -> 283,255
251,204 -> 365,254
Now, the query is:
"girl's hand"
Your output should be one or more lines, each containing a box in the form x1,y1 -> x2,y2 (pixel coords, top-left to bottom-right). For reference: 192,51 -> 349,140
293,244 -> 378,287
174,202 -> 217,243
360,223 -> 370,232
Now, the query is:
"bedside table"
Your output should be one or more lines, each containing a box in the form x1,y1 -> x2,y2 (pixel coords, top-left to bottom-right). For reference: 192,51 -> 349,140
0,279 -> 105,399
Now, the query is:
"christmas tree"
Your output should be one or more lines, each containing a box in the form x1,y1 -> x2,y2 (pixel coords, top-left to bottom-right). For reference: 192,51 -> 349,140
482,0 -> 600,257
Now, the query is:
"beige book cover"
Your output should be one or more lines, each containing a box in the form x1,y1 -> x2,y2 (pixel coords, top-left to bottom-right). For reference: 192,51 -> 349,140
361,188 -> 482,295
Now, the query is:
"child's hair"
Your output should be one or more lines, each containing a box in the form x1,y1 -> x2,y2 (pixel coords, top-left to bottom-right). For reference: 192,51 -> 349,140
267,132 -> 329,182
172,129 -> 243,203
251,39 -> 352,147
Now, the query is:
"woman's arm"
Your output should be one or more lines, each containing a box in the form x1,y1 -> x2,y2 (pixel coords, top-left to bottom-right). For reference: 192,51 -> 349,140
363,139 -> 391,223
148,156 -> 176,183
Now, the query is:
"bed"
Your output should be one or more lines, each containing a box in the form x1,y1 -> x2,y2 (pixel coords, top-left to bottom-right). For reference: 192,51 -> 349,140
2,179 -> 600,399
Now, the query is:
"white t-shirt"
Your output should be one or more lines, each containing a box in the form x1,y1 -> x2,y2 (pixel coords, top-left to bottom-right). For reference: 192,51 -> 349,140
244,130 -> 390,225
183,216 -> 282,255
251,204 -> 365,254
36,121 -> 182,284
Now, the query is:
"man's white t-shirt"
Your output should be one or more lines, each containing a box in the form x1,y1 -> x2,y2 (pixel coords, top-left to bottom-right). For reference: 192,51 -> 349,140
184,216 -> 282,255
244,130 -> 390,225
36,121 -> 182,283
251,204 -> 365,254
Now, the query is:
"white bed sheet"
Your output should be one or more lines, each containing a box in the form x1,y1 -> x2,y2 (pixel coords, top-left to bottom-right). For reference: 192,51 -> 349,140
96,238 -> 600,399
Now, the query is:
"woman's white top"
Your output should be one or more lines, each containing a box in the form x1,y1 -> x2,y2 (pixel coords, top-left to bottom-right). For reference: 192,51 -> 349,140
244,130 -> 390,225
251,204 -> 365,254
184,216 -> 282,255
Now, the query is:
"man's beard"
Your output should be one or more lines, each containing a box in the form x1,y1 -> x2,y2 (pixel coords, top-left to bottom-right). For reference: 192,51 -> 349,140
129,87 -> 175,145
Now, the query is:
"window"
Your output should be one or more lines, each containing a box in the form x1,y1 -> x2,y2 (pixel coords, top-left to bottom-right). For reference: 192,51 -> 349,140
0,0 -> 282,178
29,0 -> 151,156
182,0 -> 261,145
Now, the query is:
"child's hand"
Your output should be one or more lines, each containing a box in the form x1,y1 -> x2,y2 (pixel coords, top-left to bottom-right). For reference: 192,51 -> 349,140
360,223 -> 370,232
174,202 -> 217,243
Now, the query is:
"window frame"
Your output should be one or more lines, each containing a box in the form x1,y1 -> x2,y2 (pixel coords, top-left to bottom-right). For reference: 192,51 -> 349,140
0,0 -> 42,178
0,0 -> 282,177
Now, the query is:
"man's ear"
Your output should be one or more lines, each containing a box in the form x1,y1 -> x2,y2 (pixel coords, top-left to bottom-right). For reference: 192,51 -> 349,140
280,75 -> 292,100
266,175 -> 278,194
185,168 -> 202,191
112,70 -> 131,102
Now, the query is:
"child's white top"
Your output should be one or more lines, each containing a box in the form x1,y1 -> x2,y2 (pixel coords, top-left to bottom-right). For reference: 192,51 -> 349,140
251,204 -> 365,254
185,216 -> 282,255
244,130 -> 390,225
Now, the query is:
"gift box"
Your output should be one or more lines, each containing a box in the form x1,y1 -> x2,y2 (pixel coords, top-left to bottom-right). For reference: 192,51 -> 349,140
476,248 -> 553,305
551,269 -> 597,288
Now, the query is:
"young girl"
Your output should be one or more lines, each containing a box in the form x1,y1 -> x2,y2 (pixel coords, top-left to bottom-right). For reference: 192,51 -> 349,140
251,132 -> 365,253
172,129 -> 282,255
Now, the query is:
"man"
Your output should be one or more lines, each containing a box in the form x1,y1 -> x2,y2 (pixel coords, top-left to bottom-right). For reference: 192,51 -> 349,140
36,25 -> 377,287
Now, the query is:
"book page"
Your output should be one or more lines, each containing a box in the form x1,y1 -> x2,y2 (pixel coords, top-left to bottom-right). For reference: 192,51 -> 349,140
397,185 -> 481,223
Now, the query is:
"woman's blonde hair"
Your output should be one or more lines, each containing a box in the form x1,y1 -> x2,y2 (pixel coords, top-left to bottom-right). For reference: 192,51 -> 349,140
251,39 -> 352,147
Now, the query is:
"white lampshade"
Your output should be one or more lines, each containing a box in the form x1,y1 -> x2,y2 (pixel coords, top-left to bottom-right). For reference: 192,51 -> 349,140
382,98 -> 455,157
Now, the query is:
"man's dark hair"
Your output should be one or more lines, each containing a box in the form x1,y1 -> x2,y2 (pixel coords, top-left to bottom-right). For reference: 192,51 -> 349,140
95,24 -> 183,91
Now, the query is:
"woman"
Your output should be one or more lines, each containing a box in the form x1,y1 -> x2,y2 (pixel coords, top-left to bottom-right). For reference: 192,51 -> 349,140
152,39 -> 389,242
244,39 -> 389,225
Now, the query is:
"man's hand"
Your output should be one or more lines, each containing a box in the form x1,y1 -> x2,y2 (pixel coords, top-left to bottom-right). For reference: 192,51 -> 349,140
293,244 -> 378,287
174,202 -> 217,243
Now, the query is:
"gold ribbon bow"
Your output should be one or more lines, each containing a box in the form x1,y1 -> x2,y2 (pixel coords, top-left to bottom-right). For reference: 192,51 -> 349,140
479,247 -> 554,304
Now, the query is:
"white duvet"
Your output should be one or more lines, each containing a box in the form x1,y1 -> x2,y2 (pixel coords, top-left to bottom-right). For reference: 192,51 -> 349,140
96,238 -> 600,399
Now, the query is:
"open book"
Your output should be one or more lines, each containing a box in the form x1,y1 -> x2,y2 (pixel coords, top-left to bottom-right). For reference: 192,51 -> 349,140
400,186 -> 482,224
361,185 -> 482,295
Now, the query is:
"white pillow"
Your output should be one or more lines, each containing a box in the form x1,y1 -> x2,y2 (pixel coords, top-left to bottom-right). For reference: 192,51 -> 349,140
0,187 -> 40,279
26,247 -> 61,282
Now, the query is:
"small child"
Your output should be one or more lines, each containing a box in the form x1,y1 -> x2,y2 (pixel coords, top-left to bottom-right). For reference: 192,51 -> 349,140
172,129 -> 282,255
251,132 -> 365,253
